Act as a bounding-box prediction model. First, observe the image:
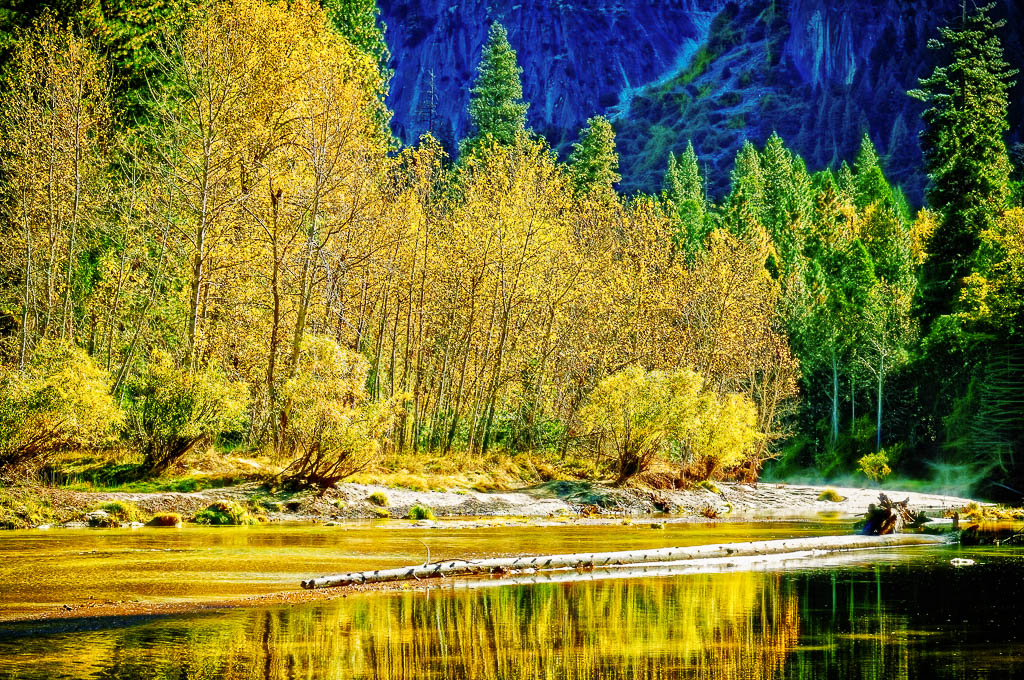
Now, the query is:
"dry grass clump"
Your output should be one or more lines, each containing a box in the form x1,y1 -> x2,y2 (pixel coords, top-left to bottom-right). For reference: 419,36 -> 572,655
946,502 -> 1024,522
146,512 -> 182,527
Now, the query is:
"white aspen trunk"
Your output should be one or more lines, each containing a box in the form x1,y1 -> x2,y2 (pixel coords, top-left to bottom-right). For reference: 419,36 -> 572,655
876,353 -> 884,453
19,191 -> 32,371
830,350 -> 839,447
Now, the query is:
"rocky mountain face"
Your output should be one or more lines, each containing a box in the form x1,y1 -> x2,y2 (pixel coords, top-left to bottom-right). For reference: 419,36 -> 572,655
379,0 -> 1023,199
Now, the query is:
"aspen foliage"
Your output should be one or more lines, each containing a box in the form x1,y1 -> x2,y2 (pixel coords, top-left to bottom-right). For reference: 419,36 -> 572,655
0,0 -> 802,486
579,366 -> 759,484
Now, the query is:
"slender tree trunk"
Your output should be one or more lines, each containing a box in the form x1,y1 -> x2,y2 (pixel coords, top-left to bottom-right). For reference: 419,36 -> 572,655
188,179 -> 210,369
876,354 -> 884,453
388,294 -> 400,398
113,216 -> 172,395
445,287 -> 478,453
830,350 -> 839,449
43,114 -> 57,338
850,373 -> 855,434
466,290 -> 498,455
371,282 -> 391,399
290,236 -> 314,374
105,243 -> 129,371
480,313 -> 510,456
19,190 -> 32,372
429,328 -> 452,449
62,81 -> 84,341
267,184 -> 283,452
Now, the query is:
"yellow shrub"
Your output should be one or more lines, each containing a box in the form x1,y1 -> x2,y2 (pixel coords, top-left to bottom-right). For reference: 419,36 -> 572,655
0,341 -> 121,475
579,366 -> 760,484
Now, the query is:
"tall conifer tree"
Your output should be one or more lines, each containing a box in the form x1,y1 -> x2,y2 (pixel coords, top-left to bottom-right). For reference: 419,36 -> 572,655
853,134 -> 893,210
663,141 -> 707,257
568,115 -> 620,196
463,21 -> 528,153
910,2 -> 1017,322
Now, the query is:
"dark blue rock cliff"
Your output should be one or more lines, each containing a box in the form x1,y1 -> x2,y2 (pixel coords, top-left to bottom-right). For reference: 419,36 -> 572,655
379,0 -> 1023,198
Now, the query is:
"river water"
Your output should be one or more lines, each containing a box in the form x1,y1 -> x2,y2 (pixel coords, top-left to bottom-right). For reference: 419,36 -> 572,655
1,520 -> 1022,678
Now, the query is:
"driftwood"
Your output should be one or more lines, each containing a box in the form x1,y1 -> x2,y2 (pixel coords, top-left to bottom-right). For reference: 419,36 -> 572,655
861,493 -> 919,535
446,545 -> 939,591
300,533 -> 946,589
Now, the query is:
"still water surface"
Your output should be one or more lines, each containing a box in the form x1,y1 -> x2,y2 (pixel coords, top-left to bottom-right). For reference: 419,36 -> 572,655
1,520 -> 1022,678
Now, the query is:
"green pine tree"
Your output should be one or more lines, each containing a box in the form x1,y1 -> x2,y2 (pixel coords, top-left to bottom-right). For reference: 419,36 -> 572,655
568,115 -> 620,196
662,141 -> 707,257
760,132 -> 807,272
853,134 -> 893,210
836,161 -> 856,203
724,140 -> 766,236
910,2 -> 1017,322
463,21 -> 528,154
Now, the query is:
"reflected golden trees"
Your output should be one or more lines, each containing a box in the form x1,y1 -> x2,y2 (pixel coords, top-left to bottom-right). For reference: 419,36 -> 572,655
113,574 -> 800,680
7,564 -> 1012,680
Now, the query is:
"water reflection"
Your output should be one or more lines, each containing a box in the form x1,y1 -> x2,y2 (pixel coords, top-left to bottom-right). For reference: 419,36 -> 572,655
4,555 -> 1024,679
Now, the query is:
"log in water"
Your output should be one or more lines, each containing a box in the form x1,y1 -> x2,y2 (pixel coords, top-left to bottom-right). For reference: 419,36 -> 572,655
300,533 -> 947,589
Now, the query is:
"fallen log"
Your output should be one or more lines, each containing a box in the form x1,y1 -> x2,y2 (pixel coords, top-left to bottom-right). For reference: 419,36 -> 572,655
447,546 -> 925,591
300,533 -> 946,589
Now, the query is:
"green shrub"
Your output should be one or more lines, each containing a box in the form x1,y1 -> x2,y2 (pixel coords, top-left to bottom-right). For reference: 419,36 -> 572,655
0,341 -> 121,477
146,512 -> 182,527
858,451 -> 892,484
96,500 -> 142,523
407,504 -> 435,520
372,506 -> 389,518
368,491 -> 388,507
192,500 -> 256,525
127,350 -> 248,474
817,489 -> 845,502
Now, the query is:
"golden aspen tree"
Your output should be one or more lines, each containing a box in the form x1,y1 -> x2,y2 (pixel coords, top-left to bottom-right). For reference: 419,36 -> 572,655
0,16 -> 110,365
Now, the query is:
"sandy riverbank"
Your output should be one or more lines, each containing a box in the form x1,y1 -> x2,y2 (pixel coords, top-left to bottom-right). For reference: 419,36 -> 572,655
30,479 -> 978,527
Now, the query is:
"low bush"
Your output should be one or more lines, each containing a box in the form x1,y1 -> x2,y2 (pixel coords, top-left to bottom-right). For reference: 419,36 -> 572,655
579,366 -> 760,485
127,350 -> 248,475
368,491 -> 388,507
817,489 -> 845,502
0,485 -> 54,529
858,451 -> 892,484
192,500 -> 257,525
146,512 -> 182,527
0,341 -> 121,478
96,500 -> 142,523
372,506 -> 389,518
699,504 -> 719,519
699,480 -> 722,494
279,337 -> 403,492
407,504 -> 435,520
